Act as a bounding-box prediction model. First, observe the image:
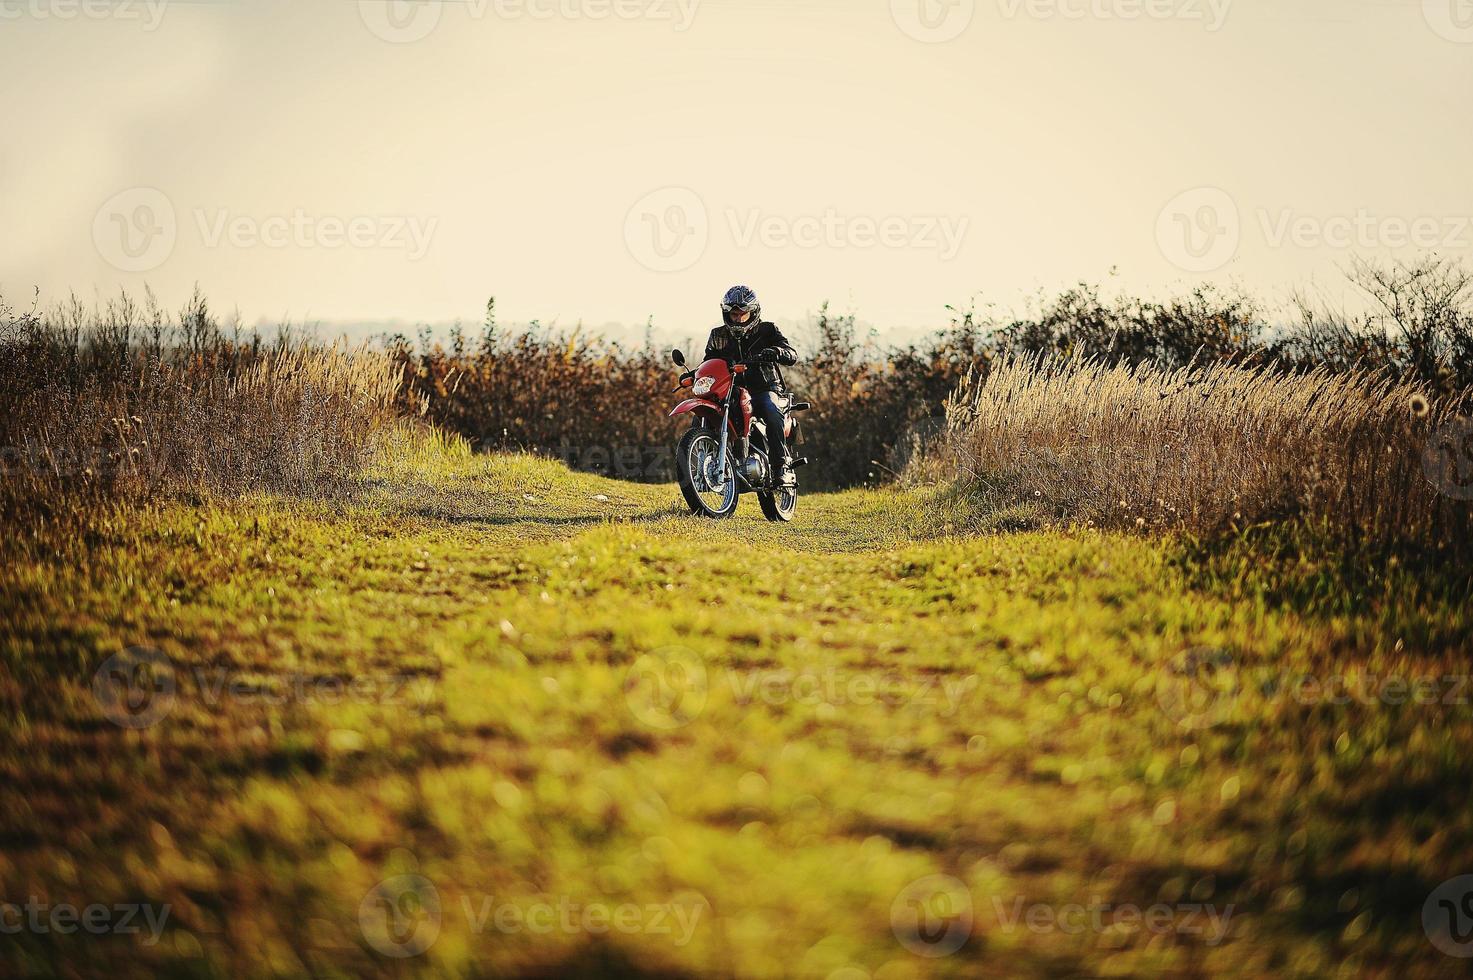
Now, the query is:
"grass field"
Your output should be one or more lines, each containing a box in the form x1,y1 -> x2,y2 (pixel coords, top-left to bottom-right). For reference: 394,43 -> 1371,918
2,446 -> 1471,978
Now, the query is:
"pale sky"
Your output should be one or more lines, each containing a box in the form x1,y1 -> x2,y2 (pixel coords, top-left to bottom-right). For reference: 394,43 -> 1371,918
3,0 -> 1472,339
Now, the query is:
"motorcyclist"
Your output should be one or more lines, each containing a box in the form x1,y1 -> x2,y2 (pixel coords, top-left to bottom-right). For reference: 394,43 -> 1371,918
704,285 -> 799,487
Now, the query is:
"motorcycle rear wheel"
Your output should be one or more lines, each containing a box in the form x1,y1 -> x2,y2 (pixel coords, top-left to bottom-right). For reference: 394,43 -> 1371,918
758,485 -> 798,523
676,427 -> 739,519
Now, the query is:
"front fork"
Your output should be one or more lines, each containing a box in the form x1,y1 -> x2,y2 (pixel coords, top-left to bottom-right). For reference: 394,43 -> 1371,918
715,401 -> 732,482
713,399 -> 757,489
695,397 -> 747,489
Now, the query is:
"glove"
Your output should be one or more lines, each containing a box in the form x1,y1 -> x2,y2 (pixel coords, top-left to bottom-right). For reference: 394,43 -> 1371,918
755,349 -> 780,364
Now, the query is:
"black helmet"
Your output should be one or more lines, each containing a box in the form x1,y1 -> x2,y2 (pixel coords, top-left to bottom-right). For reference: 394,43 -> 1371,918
721,285 -> 760,336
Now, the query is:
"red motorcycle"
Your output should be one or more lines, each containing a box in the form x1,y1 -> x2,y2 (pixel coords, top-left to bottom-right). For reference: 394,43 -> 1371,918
668,349 -> 810,521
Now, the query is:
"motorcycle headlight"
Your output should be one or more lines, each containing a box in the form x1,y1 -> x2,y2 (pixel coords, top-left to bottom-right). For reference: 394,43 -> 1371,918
692,376 -> 715,396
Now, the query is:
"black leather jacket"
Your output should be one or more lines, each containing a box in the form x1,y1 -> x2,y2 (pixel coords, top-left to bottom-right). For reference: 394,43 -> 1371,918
703,321 -> 798,393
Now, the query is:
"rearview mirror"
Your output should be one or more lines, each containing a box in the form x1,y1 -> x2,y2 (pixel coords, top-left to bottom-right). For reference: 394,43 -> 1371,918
672,349 -> 686,367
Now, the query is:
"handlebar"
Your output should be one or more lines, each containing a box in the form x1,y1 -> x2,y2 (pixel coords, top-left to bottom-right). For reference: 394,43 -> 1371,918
674,357 -> 770,377
671,356 -> 774,390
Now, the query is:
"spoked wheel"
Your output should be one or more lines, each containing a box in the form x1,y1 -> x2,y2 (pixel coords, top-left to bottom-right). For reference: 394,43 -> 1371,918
676,427 -> 739,519
758,484 -> 798,523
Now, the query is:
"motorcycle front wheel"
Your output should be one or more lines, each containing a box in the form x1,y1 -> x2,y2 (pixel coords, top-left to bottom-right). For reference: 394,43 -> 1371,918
676,427 -> 739,519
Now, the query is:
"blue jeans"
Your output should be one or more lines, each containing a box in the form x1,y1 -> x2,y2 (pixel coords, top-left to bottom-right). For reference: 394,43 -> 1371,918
749,389 -> 789,468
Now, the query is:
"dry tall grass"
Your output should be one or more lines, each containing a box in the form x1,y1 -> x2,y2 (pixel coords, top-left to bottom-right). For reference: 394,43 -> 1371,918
396,260 -> 1473,491
915,355 -> 1472,563
1,291 -> 400,526
390,301 -> 983,489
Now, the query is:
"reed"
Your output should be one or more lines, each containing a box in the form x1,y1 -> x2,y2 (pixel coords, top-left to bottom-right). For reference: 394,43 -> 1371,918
913,354 -> 1472,564
1,289 -> 400,528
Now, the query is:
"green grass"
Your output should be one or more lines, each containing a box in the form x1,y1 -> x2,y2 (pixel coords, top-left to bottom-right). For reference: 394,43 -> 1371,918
2,448 -> 1471,978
